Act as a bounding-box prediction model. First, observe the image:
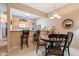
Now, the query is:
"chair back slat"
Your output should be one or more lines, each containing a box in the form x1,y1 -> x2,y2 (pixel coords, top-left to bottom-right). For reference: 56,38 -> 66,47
48,34 -> 68,42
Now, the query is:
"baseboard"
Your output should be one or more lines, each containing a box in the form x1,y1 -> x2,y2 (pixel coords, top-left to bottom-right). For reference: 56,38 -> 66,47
6,46 -> 20,53
11,45 -> 28,50
11,46 -> 20,50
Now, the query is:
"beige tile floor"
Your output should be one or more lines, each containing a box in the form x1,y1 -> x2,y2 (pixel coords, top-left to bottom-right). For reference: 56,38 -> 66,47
25,47 -> 79,56
7,42 -> 36,56
0,39 -> 79,56
0,39 -> 7,56
0,39 -> 36,56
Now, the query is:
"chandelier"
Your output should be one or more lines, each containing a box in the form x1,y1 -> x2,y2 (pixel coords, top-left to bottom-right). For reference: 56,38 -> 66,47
49,3 -> 61,19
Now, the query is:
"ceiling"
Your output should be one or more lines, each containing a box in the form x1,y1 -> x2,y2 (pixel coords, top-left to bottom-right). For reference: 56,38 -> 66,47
11,8 -> 41,20
0,3 -> 41,20
23,3 -> 68,13
0,4 -> 6,14
0,3 -> 68,20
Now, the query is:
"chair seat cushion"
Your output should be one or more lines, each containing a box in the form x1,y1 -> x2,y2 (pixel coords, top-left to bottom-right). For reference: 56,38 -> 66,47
22,35 -> 28,38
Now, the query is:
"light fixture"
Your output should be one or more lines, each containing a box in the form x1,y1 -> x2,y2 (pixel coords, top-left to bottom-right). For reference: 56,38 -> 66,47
49,3 -> 61,19
1,12 -> 7,24
25,13 -> 31,21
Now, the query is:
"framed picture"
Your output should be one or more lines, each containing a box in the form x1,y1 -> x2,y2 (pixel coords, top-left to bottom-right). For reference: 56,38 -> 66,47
62,19 -> 74,29
38,25 -> 41,30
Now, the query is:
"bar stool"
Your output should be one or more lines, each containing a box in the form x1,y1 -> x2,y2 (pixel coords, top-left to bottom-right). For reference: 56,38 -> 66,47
21,30 -> 30,49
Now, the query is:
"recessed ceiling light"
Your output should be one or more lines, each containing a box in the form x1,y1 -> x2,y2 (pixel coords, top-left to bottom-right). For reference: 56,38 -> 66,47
25,13 -> 30,16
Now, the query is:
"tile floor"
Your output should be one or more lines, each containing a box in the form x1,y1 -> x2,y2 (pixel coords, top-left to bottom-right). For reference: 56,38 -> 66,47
26,47 -> 79,56
0,42 -> 79,56
0,38 -> 79,56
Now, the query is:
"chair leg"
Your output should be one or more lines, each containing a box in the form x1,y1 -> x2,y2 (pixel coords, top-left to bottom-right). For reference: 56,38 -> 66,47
62,52 -> 64,56
48,46 -> 52,56
33,38 -> 35,43
62,47 -> 66,56
68,47 -> 70,56
33,39 -> 36,45
45,45 -> 48,56
32,39 -> 34,43
21,38 -> 23,49
26,38 -> 29,48
36,46 -> 39,53
45,46 -> 51,56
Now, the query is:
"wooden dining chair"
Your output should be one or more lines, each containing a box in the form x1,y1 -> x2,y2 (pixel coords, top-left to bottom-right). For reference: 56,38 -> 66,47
34,30 -> 45,53
47,34 -> 68,56
21,30 -> 30,49
33,32 -> 36,44
33,30 -> 41,44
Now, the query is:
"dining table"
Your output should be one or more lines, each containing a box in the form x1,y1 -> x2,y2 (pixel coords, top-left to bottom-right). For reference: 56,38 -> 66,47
40,33 -> 67,41
40,34 -> 68,56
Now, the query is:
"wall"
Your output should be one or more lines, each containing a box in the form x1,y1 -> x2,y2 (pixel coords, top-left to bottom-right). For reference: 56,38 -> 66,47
36,17 -> 59,31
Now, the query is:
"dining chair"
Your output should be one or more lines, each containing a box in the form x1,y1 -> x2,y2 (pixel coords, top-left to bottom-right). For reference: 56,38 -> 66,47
34,30 -> 45,53
47,34 -> 68,56
66,32 -> 73,56
21,30 -> 30,49
33,33 -> 36,44
33,30 -> 40,44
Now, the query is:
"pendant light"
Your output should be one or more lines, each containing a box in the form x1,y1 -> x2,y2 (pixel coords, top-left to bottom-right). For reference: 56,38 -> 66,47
49,3 -> 61,19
